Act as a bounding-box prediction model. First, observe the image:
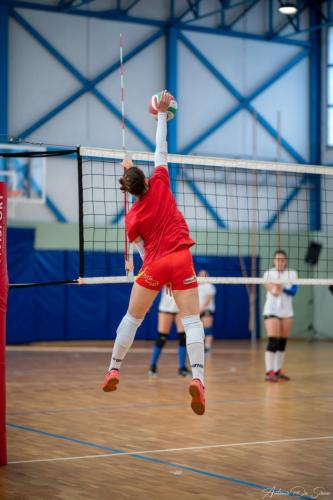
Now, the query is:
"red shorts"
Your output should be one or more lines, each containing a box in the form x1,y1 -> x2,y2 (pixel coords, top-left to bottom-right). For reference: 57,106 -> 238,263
136,249 -> 197,291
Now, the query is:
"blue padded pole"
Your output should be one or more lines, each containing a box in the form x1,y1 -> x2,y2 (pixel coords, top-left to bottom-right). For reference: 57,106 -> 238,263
309,3 -> 322,231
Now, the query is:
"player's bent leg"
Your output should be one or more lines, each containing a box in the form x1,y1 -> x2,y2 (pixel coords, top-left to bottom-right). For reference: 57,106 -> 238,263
128,282 -> 159,318
102,283 -> 158,392
173,288 -> 205,415
182,314 -> 205,415
173,287 -> 200,317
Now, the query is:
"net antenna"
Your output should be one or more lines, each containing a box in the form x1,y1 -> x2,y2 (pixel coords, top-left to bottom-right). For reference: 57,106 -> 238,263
119,33 -> 133,277
276,110 -> 282,250
249,110 -> 258,344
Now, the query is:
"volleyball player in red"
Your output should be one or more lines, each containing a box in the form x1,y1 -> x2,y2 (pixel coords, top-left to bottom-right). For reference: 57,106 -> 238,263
101,91 -> 205,415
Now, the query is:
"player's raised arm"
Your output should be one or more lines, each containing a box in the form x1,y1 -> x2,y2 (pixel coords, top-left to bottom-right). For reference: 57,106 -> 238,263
154,91 -> 173,169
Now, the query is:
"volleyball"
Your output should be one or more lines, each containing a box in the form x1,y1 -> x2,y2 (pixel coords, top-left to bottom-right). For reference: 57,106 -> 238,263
149,91 -> 178,121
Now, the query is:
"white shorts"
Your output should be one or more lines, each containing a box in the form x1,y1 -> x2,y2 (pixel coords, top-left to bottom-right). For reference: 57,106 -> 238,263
158,289 -> 179,314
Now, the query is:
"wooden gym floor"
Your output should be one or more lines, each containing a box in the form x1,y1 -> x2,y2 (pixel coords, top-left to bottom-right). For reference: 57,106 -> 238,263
1,340 -> 333,500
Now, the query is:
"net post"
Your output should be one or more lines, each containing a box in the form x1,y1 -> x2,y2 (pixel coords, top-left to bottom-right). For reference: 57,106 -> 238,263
77,148 -> 85,277
0,182 -> 8,465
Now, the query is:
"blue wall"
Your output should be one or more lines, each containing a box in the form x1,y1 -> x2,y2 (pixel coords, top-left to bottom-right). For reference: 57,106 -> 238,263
7,228 -> 259,344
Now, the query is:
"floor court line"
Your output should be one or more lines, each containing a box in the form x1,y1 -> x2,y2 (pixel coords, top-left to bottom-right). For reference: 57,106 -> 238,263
7,393 -> 333,417
5,424 -> 328,498
8,434 -> 333,464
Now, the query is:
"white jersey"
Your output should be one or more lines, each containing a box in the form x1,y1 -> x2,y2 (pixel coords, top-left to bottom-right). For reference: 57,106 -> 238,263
158,287 -> 179,314
198,282 -> 216,312
263,268 -> 298,318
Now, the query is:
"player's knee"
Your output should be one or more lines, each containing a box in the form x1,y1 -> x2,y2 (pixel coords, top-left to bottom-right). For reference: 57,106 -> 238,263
266,337 -> 279,352
116,312 -> 143,348
278,338 -> 287,351
156,333 -> 168,349
182,315 -> 204,344
178,332 -> 186,347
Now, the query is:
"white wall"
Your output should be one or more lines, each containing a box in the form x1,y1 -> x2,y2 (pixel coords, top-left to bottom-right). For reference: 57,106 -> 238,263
6,0 -> 314,226
9,2 -> 310,159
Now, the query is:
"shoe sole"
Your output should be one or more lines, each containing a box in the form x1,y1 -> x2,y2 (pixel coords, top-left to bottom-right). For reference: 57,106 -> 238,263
189,384 -> 205,415
102,376 -> 119,392
265,379 -> 278,383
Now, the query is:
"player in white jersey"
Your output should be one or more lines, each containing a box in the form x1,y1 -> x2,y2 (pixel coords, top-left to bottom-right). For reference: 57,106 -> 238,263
263,250 -> 298,382
148,286 -> 190,377
198,270 -> 216,353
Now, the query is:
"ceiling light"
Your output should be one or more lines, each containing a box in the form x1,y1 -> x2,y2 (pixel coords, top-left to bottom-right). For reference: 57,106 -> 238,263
278,3 -> 298,15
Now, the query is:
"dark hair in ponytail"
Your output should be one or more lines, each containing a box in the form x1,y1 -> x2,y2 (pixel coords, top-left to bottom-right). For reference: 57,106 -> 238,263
119,167 -> 146,197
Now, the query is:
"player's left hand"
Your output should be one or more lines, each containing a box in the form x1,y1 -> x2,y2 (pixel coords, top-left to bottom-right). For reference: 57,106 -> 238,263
122,159 -> 133,169
155,90 -> 173,113
125,260 -> 134,272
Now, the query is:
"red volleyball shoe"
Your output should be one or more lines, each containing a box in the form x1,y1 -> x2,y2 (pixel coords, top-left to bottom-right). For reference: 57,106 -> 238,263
101,369 -> 120,392
189,379 -> 205,415
275,369 -> 290,381
265,370 -> 278,383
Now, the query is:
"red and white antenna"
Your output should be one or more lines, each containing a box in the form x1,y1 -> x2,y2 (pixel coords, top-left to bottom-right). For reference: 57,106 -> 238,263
119,33 -> 133,276
120,33 -> 126,152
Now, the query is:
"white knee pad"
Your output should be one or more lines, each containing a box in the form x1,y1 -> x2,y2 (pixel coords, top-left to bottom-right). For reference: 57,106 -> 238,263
182,315 -> 204,344
116,312 -> 143,348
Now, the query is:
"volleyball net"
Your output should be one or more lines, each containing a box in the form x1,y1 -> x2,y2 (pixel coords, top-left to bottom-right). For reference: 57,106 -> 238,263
78,147 -> 333,286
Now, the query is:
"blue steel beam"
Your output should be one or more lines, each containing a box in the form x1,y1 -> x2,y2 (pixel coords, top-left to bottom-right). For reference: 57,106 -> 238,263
183,172 -> 227,229
0,3 -> 9,139
226,0 -> 260,29
181,6 -> 224,25
309,2 -> 322,231
265,176 -> 307,230
177,22 -> 310,48
66,0 -> 98,10
178,32 -> 307,163
166,25 -> 178,195
6,1 -> 165,25
124,0 -> 141,13
268,0 -> 273,36
3,0 -> 311,47
272,2 -> 308,37
12,11 -> 159,149
282,20 -> 333,39
277,0 -> 298,32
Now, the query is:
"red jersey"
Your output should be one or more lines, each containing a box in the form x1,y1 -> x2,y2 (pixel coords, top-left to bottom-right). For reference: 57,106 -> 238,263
125,166 -> 195,266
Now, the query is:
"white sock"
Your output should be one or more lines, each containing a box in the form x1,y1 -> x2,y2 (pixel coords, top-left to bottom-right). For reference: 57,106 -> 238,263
109,312 -> 143,371
265,351 -> 275,372
182,315 -> 205,385
275,351 -> 286,372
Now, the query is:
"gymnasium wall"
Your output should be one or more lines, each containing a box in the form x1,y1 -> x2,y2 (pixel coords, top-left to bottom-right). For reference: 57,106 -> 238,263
6,227 -> 259,344
7,223 -> 332,342
6,1 -> 332,342
9,3 -> 309,160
